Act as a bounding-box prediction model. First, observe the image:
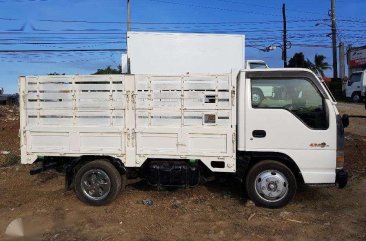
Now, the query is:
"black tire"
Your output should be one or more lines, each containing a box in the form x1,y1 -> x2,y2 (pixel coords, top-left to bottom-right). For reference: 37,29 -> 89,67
351,92 -> 361,103
245,160 -> 297,208
74,159 -> 124,206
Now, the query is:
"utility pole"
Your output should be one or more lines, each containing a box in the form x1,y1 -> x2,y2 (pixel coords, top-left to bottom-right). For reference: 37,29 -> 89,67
126,0 -> 131,74
282,3 -> 287,67
347,44 -> 352,76
331,0 -> 338,78
339,42 -> 345,80
127,0 -> 131,32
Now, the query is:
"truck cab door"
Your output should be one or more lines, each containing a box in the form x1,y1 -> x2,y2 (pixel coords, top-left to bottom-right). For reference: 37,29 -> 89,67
244,70 -> 337,184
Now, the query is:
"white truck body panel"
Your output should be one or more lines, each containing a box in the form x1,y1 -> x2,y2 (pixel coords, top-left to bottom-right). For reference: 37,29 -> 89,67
127,32 -> 245,75
20,73 -> 237,173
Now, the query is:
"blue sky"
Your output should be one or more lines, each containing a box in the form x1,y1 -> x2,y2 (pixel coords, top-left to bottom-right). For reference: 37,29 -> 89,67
0,0 -> 365,93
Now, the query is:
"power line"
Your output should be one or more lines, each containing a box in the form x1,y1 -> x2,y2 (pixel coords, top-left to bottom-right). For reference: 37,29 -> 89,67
127,25 -> 364,33
28,18 -> 366,31
3,24 -> 342,33
146,0 -> 337,21
0,36 -> 126,40
147,0 -> 281,17
0,49 -> 126,53
38,19 -> 124,24
0,41 -> 125,44
338,18 -> 366,24
213,0 -> 327,16
0,17 -> 17,20
37,19 -> 324,25
0,0 -> 51,2
30,28 -> 126,32
0,34 -> 363,47
291,44 -> 332,48
0,32 -> 126,35
213,0 -> 281,10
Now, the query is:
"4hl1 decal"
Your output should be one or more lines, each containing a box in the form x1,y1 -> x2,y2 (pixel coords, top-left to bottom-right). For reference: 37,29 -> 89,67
309,142 -> 327,148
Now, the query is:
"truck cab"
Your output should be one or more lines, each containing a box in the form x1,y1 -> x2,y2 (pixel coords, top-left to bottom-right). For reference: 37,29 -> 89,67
345,70 -> 366,102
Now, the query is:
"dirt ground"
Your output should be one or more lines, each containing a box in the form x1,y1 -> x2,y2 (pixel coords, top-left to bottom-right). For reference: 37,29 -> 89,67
0,102 -> 365,241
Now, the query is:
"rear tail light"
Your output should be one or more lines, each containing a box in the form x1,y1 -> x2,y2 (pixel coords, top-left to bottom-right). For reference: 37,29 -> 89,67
336,115 -> 345,168
336,150 -> 345,168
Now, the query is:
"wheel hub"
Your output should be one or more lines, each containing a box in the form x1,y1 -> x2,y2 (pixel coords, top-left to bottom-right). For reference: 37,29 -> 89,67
267,182 -> 277,191
255,170 -> 288,202
81,169 -> 111,201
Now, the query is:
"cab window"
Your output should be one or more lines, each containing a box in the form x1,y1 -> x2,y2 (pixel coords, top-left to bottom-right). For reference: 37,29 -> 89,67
348,73 -> 362,86
251,78 -> 328,129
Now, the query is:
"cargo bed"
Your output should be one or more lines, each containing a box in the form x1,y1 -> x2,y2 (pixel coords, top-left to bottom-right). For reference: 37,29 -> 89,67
19,73 -> 237,172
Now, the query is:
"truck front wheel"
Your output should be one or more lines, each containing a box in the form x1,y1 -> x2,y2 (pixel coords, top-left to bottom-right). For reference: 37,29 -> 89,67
245,160 -> 297,208
74,160 -> 124,206
351,92 -> 361,103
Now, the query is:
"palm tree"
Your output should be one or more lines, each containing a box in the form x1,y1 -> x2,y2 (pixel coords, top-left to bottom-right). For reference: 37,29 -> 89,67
288,52 -> 310,68
307,54 -> 332,78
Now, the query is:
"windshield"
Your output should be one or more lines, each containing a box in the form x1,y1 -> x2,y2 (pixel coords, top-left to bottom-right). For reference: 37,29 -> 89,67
349,73 -> 362,83
251,78 -> 328,129
249,63 -> 268,69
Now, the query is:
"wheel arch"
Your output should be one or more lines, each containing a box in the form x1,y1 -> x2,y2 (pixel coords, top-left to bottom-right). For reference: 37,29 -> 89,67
65,155 -> 126,190
238,151 -> 305,185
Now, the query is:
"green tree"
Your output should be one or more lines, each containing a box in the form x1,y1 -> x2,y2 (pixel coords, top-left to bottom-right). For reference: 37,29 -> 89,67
288,53 -> 331,78
288,52 -> 310,68
307,54 -> 332,78
93,65 -> 122,75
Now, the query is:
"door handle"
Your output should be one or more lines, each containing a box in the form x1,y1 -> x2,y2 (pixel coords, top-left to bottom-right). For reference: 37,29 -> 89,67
252,130 -> 266,138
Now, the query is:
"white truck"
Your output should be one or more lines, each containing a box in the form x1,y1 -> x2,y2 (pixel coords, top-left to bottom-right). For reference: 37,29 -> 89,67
19,32 -> 348,208
345,70 -> 366,103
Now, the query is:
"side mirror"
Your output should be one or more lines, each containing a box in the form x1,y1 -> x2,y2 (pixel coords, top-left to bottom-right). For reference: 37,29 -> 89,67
341,114 -> 349,128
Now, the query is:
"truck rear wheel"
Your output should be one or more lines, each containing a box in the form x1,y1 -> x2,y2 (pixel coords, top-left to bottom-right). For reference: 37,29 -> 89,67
74,160 -> 124,206
245,160 -> 297,208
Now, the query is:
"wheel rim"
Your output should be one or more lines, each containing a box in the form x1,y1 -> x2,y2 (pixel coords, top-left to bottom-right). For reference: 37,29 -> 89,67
81,169 -> 111,201
254,170 -> 289,202
353,94 -> 360,102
